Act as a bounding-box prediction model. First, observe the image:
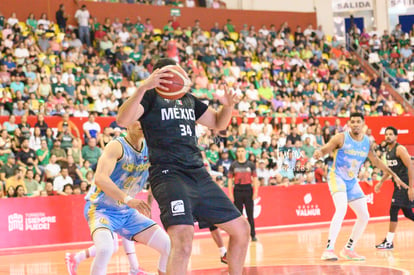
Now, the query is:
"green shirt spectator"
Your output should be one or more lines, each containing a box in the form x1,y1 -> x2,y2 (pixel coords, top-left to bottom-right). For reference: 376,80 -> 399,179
82,139 -> 102,166
36,147 -> 50,166
129,51 -> 142,63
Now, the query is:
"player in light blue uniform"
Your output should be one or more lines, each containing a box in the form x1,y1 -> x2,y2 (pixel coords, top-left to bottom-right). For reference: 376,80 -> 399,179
314,113 -> 405,261
67,122 -> 170,275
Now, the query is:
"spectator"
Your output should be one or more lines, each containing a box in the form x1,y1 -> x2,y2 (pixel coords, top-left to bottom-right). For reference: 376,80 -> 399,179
74,5 -> 91,46
44,154 -> 61,180
82,113 -> 101,141
44,180 -> 59,196
5,168 -> 26,194
0,154 -> 18,182
50,140 -> 67,167
53,167 -> 73,193
81,138 -> 101,166
24,169 -> 40,196
14,185 -> 26,198
16,139 -> 37,167
55,4 -> 68,32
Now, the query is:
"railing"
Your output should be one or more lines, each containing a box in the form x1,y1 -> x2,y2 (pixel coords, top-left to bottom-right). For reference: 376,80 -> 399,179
346,34 -> 414,114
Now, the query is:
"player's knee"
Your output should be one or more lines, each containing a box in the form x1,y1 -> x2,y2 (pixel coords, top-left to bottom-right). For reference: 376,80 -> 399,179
360,210 -> 370,223
402,208 -> 414,221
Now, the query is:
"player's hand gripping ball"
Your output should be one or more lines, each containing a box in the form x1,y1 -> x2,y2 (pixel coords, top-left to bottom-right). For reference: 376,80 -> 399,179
156,65 -> 192,100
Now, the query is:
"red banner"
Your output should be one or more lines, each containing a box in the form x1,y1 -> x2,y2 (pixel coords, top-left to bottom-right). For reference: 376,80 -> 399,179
0,115 -> 413,145
0,182 -> 397,249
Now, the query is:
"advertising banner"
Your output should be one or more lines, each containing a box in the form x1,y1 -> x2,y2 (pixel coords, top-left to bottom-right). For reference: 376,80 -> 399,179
0,182 -> 397,249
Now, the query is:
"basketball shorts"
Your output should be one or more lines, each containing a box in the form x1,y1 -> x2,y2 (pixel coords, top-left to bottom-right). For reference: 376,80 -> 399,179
84,201 -> 156,240
392,187 -> 414,207
149,164 -> 241,229
328,174 -> 365,202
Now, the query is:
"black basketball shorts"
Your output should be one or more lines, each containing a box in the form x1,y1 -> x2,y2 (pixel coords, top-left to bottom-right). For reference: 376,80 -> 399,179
149,164 -> 241,229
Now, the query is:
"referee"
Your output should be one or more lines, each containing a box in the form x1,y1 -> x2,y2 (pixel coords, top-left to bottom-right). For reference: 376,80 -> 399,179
228,147 -> 259,242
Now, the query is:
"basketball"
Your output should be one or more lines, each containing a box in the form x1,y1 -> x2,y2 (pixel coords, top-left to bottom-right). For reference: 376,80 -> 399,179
155,65 -> 192,100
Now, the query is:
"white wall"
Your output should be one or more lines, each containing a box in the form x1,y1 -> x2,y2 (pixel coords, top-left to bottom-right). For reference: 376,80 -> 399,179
222,0 -> 315,11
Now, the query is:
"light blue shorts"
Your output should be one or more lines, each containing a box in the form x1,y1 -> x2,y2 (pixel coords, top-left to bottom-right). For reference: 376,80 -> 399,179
84,201 -> 155,240
327,174 -> 365,202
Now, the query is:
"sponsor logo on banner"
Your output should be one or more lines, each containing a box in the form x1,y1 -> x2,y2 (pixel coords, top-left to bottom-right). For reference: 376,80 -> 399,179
379,127 -> 409,135
366,193 -> 374,204
332,0 -> 373,12
8,212 -> 56,232
389,0 -> 414,9
296,193 -> 321,217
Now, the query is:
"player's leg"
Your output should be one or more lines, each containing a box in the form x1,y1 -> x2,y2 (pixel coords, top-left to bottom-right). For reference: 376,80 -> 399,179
216,217 -> 250,275
149,167 -> 197,275
376,204 -> 399,249
321,191 -> 347,260
132,225 -> 170,275
121,238 -> 140,274
243,187 -> 256,241
90,228 -> 115,275
341,183 -> 369,260
402,206 -> 414,221
209,226 -> 227,264
233,187 -> 243,214
196,176 -> 249,275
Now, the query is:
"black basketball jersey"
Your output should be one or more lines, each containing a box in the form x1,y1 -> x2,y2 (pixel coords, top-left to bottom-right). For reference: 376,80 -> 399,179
139,90 -> 208,168
386,143 -> 409,185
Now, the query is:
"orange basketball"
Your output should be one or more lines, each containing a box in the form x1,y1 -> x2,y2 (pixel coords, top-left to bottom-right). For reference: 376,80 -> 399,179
155,65 -> 192,100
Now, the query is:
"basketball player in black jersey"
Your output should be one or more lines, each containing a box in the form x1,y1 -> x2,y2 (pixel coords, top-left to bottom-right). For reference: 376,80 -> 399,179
375,126 -> 414,249
117,58 -> 250,275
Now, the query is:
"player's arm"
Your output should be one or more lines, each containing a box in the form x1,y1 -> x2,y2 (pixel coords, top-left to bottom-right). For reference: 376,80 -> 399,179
313,133 -> 344,159
368,149 -> 408,190
196,85 -> 238,130
117,68 -> 173,127
95,141 -> 151,216
397,145 -> 414,201
374,172 -> 391,193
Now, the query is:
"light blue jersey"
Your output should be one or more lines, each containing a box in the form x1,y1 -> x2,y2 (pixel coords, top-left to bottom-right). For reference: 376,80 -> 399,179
86,137 -> 150,211
328,131 -> 370,200
85,137 -> 154,239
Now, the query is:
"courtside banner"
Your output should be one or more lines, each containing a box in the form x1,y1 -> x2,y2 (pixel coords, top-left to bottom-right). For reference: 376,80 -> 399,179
0,115 -> 413,145
0,182 -> 398,249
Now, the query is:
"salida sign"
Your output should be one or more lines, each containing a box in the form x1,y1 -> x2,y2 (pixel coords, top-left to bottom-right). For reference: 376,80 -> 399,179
333,0 -> 373,12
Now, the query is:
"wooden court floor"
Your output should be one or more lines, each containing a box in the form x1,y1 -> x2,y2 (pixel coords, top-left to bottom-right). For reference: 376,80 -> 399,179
0,219 -> 413,274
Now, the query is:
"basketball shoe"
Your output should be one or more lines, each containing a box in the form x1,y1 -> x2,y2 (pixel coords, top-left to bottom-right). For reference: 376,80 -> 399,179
376,239 -> 394,250
321,249 -> 338,261
340,248 -> 366,261
129,268 -> 156,275
65,253 -> 78,275
220,252 -> 228,264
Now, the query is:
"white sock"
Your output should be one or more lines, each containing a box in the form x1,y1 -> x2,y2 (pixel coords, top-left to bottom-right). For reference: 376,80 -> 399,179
347,197 -> 370,250
219,246 -> 227,257
75,246 -> 96,263
326,192 -> 348,250
121,238 -> 139,271
91,230 -> 114,275
386,232 -> 395,243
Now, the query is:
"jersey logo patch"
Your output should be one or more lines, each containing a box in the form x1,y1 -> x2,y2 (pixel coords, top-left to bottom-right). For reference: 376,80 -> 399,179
171,200 -> 185,216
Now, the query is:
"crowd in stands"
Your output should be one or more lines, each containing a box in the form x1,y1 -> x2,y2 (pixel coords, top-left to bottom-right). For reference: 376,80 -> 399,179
0,6 -> 409,198
348,23 -> 414,104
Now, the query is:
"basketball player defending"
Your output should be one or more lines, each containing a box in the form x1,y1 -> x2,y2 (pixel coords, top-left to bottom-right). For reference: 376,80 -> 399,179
66,199 -> 148,274
117,58 -> 250,275
314,113 -> 406,261
375,126 -> 414,249
69,122 -> 170,275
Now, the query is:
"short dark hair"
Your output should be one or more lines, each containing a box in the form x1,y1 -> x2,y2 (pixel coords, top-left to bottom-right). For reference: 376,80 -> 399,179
153,58 -> 177,70
385,126 -> 398,136
350,112 -> 364,121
